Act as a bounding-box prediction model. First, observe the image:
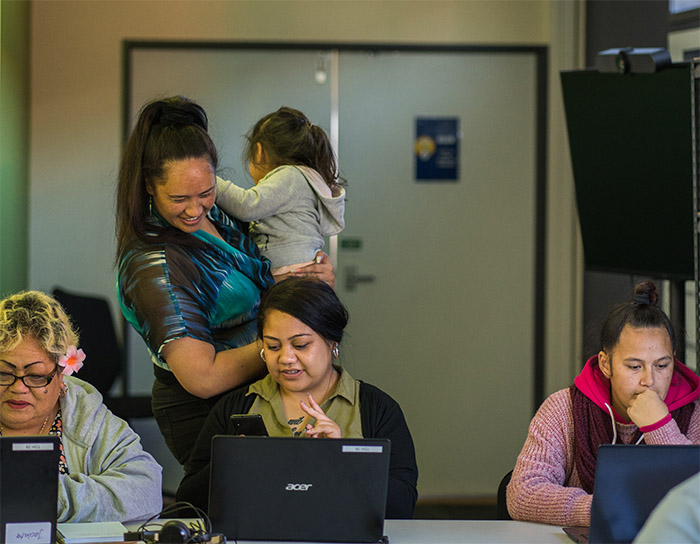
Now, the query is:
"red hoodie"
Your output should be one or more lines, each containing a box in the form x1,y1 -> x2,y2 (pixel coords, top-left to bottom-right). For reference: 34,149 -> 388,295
573,355 -> 700,425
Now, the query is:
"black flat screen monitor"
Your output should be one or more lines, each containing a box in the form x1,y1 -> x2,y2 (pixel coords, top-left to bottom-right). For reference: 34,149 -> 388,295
561,63 -> 695,279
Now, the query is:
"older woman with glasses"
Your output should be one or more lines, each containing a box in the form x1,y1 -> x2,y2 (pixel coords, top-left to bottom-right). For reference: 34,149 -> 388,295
0,290 -> 162,523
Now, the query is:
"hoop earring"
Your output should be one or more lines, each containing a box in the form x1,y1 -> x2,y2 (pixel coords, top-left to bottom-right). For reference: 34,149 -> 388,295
332,344 -> 339,359
260,348 -> 266,362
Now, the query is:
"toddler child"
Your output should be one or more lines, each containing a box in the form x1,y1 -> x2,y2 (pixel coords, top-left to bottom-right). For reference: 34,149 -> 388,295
216,106 -> 345,278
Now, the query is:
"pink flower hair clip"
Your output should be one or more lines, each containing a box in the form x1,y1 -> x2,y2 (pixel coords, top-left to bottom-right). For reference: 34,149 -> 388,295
58,345 -> 85,376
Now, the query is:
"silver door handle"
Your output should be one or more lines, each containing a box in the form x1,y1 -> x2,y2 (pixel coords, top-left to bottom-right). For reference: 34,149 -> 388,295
345,266 -> 376,291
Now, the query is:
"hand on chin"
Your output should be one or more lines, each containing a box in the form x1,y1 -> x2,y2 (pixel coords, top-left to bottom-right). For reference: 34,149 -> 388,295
627,389 -> 668,428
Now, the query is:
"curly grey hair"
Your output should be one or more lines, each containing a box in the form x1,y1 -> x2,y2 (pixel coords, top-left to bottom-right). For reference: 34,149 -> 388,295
0,290 -> 78,363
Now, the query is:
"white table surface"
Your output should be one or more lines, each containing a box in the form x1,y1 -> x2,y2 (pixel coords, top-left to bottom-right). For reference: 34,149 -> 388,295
125,519 -> 569,544
230,520 -> 570,544
382,520 -> 569,544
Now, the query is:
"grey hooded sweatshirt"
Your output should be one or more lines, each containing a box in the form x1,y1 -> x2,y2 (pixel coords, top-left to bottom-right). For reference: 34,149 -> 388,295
216,165 -> 345,270
58,376 -> 163,523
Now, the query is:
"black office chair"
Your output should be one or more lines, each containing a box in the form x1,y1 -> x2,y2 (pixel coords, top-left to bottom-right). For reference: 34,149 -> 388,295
52,287 -> 152,420
496,470 -> 513,520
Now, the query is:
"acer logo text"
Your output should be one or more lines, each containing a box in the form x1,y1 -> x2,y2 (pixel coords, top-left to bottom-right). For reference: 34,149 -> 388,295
286,483 -> 313,491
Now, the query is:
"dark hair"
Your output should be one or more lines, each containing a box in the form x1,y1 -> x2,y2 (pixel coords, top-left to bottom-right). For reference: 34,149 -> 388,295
257,277 -> 348,344
599,280 -> 675,353
115,96 -> 219,257
244,106 -> 343,188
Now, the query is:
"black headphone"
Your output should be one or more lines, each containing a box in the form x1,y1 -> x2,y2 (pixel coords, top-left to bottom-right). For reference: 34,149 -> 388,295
159,521 -> 193,543
157,520 -> 226,544
130,502 -> 222,544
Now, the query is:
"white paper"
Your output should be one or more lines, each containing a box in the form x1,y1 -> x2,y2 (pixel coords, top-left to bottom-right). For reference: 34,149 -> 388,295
5,522 -> 52,544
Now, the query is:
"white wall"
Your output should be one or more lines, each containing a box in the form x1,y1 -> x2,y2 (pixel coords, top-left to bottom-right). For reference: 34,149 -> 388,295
30,0 -> 584,498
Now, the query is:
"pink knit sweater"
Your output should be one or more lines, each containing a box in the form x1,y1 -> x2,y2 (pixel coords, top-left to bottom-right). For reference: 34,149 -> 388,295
506,389 -> 700,527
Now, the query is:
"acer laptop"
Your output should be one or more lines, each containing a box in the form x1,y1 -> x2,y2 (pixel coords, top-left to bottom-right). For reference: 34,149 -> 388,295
0,436 -> 60,544
208,436 -> 391,542
564,444 -> 700,544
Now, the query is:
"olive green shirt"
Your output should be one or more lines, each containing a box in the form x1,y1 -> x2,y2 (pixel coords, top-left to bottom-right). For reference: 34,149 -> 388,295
248,366 -> 363,438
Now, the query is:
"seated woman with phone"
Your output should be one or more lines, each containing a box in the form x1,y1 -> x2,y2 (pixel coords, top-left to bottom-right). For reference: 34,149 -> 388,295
176,277 -> 418,519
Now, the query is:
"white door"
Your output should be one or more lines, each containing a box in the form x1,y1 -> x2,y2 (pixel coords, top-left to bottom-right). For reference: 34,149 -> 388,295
129,45 -> 540,496
334,50 -> 537,495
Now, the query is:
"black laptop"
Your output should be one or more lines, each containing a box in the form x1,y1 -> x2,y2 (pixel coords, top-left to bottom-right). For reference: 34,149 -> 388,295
0,436 -> 60,544
564,444 -> 700,544
208,436 -> 391,542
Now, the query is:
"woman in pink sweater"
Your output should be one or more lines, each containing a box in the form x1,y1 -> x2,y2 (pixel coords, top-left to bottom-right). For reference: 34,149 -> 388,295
506,281 -> 700,526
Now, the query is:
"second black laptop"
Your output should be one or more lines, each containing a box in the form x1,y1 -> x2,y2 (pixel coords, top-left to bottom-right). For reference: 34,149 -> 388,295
208,436 -> 391,542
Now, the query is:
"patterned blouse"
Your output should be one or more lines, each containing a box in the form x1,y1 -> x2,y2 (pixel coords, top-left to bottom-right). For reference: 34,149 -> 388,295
49,411 -> 69,474
117,205 -> 274,370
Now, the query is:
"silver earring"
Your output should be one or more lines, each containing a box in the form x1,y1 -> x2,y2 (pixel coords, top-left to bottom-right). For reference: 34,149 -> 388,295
44,388 -> 49,395
332,344 -> 339,359
260,348 -> 266,362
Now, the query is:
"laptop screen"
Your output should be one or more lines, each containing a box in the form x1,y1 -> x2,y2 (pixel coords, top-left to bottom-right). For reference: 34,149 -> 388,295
0,436 -> 59,544
208,436 -> 391,542
588,444 -> 700,544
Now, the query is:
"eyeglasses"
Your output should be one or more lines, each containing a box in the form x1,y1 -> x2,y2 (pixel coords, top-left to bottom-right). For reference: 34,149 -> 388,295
0,368 -> 58,388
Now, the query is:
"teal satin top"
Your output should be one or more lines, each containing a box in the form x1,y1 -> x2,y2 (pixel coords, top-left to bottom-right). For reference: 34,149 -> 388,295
117,205 -> 274,370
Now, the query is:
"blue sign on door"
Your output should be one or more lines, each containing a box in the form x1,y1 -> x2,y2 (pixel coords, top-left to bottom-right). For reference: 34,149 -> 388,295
415,117 -> 459,181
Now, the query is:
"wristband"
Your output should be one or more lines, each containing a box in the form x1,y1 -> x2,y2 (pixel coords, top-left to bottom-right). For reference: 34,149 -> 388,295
639,413 -> 672,433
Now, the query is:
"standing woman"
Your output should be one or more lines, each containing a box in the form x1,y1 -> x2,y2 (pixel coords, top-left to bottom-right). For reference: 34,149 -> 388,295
506,281 -> 700,526
116,96 -> 333,464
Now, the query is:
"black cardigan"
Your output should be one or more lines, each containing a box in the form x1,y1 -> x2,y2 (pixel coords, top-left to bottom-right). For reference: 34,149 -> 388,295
176,380 -> 418,519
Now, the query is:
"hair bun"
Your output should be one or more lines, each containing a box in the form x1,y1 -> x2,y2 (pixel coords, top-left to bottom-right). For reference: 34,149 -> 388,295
633,280 -> 658,306
158,107 -> 197,128
156,100 -> 208,130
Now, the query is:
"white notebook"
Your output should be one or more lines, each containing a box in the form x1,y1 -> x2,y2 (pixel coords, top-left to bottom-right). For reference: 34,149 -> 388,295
56,522 -> 126,544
